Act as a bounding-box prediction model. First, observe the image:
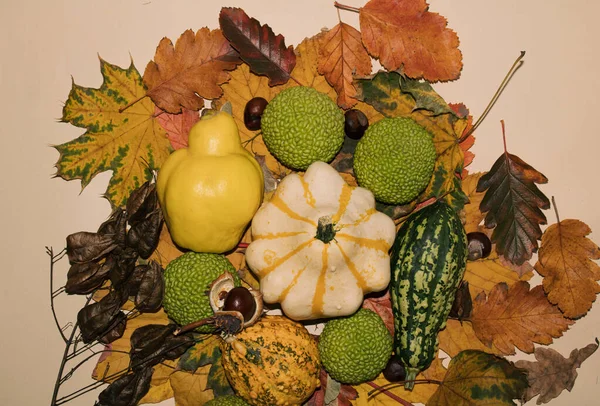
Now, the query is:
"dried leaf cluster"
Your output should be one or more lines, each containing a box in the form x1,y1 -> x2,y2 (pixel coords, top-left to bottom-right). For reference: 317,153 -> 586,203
49,1 -> 600,405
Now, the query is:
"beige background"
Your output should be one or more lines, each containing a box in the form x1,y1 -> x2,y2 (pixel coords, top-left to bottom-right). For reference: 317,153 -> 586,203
1,0 -> 599,404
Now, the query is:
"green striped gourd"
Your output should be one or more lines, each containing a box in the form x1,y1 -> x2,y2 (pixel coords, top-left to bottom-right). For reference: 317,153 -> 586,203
389,201 -> 467,389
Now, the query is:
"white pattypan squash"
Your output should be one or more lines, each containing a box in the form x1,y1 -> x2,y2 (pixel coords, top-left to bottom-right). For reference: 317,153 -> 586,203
245,161 -> 396,320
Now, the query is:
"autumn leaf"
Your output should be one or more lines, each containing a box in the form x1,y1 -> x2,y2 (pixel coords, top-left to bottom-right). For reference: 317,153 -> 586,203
438,319 -> 504,358
354,357 -> 447,405
535,219 -> 600,318
359,0 -> 462,82
170,365 -> 214,406
468,281 -> 573,355
450,103 -> 475,177
515,339 -> 599,404
55,59 -> 170,208
155,107 -> 200,150
317,22 -> 372,109
355,71 -> 469,210
476,129 -> 551,265
462,172 -> 486,233
139,360 -> 176,404
219,7 -> 296,86
305,369 -> 358,406
463,244 -> 533,299
362,290 -> 394,336
143,28 -> 242,113
427,350 -> 528,406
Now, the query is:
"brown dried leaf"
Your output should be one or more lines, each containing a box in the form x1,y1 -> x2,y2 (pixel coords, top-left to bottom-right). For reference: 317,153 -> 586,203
318,22 -> 372,109
149,224 -> 184,268
468,281 -> 573,355
515,339 -> 599,404
359,0 -> 462,82
536,219 -> 600,318
144,28 -> 242,113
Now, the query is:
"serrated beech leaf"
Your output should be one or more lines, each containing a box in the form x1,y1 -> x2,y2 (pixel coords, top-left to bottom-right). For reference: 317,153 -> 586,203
468,281 -> 573,355
144,28 -> 242,113
317,23 -> 372,109
535,219 -> 600,318
359,0 -> 462,82
477,148 -> 550,265
219,7 -> 296,86
56,59 -> 170,208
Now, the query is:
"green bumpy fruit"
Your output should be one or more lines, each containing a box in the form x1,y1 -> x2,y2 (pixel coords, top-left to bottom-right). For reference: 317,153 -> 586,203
261,86 -> 345,170
353,117 -> 436,205
318,308 -> 393,384
205,395 -> 250,406
163,252 -> 240,332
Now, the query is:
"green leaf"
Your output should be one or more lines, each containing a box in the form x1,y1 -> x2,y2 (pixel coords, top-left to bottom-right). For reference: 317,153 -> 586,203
400,76 -> 458,116
207,355 -> 234,397
178,334 -> 221,372
55,58 -> 170,208
427,350 -> 528,406
356,71 -> 469,210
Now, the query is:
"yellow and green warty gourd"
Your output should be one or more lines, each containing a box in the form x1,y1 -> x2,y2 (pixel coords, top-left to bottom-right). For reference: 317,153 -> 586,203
156,111 -> 264,253
245,161 -> 396,320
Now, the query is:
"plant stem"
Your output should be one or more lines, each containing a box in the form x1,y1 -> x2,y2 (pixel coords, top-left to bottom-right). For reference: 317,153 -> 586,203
366,381 -> 414,405
459,51 -> 526,142
48,247 -> 68,343
334,1 -> 361,13
118,95 -> 147,113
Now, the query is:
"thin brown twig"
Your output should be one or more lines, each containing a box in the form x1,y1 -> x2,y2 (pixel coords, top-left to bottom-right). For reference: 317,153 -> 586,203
334,1 -> 361,13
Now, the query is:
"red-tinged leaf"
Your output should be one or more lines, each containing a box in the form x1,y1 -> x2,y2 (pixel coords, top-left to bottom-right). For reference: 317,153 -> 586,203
359,0 -> 462,82
219,7 -> 296,86
318,22 -> 372,109
362,290 -> 394,336
305,369 -> 357,406
476,123 -> 550,265
155,107 -> 200,150
144,28 -> 242,113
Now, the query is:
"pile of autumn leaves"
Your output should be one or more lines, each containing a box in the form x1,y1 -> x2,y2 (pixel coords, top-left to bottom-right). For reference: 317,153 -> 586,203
53,0 -> 600,405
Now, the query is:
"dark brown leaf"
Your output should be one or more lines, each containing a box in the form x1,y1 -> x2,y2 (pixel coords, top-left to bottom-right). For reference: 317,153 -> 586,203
98,312 -> 128,344
515,339 -> 599,404
126,181 -> 157,225
126,210 -> 164,259
134,261 -> 164,313
96,367 -> 153,406
78,289 -> 128,343
219,7 -> 296,86
476,146 -> 550,265
109,247 -> 139,287
98,208 -> 127,246
130,324 -> 176,371
65,260 -> 112,295
66,231 -> 118,264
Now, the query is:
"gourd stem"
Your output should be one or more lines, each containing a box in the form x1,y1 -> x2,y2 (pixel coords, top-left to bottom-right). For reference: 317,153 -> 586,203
315,216 -> 336,243
404,369 -> 419,390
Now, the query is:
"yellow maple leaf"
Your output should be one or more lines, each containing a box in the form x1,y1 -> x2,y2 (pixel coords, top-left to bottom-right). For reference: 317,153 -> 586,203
438,319 -> 504,358
536,219 -> 600,318
139,360 -> 176,404
56,58 -> 170,208
462,172 -> 486,233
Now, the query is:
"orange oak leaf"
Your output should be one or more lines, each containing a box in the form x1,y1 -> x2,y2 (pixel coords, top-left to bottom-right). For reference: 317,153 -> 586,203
144,28 -> 242,113
468,281 -> 573,355
535,219 -> 600,318
155,107 -> 200,150
318,22 -> 372,109
359,0 -> 462,82
449,103 -> 475,177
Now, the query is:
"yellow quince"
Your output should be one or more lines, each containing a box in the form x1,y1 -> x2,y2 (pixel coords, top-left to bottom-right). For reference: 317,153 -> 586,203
157,111 -> 264,253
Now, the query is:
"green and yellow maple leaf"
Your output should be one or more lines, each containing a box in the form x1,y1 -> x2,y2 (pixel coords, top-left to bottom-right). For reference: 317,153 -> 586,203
55,58 -> 171,208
